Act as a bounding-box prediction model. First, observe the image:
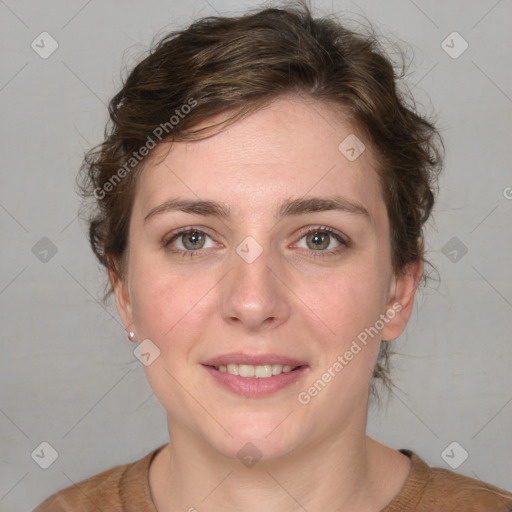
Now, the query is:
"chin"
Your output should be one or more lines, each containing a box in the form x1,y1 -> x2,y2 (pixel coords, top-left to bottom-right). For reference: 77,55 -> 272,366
190,410 -> 292,460
213,434 -> 299,464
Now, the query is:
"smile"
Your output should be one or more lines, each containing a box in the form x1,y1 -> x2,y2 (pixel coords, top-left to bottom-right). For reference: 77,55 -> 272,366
202,363 -> 308,397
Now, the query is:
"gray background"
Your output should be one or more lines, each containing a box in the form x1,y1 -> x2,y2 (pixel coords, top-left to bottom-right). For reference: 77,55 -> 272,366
1,0 -> 511,509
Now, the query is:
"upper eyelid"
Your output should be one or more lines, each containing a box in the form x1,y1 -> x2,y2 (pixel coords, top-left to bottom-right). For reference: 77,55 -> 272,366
164,226 -> 216,241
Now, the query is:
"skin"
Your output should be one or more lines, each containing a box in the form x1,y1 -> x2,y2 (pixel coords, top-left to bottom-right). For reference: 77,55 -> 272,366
111,94 -> 422,511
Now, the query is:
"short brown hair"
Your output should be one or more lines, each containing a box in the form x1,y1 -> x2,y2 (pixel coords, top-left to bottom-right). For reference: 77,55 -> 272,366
79,1 -> 443,393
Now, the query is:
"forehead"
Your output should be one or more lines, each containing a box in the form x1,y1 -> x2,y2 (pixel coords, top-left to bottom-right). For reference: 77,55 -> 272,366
135,96 -> 386,223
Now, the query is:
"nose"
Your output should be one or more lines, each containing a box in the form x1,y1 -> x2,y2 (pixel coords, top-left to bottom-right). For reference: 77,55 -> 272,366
219,241 -> 291,332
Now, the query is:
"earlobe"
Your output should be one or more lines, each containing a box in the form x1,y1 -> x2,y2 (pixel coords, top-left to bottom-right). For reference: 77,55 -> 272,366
381,259 -> 423,342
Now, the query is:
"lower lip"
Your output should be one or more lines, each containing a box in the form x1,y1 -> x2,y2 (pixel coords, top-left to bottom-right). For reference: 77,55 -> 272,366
202,365 -> 308,397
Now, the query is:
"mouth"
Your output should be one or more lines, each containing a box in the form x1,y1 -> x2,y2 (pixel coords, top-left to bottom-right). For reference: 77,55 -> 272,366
201,354 -> 309,397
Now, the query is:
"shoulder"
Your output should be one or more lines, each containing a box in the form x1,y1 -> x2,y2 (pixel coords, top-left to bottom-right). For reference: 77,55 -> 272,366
385,449 -> 512,512
424,462 -> 512,511
32,463 -> 126,511
32,445 -> 164,512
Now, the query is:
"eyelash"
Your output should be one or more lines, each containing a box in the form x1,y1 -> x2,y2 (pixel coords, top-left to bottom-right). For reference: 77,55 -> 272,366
162,225 -> 349,259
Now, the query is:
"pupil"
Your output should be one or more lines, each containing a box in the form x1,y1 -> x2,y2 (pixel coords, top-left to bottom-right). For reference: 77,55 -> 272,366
185,231 -> 204,249
308,232 -> 328,250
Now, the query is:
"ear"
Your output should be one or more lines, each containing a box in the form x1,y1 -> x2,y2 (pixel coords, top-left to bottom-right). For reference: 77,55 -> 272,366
381,258 -> 423,342
108,264 -> 134,334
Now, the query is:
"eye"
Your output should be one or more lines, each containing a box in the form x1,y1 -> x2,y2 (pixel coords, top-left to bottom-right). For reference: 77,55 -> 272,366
163,226 -> 348,258
164,228 -> 216,253
294,226 -> 349,255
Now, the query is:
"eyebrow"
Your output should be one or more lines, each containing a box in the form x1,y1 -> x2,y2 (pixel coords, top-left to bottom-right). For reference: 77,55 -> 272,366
144,196 -> 370,224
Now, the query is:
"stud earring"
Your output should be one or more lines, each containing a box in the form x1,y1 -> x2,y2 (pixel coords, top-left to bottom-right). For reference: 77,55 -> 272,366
128,331 -> 135,341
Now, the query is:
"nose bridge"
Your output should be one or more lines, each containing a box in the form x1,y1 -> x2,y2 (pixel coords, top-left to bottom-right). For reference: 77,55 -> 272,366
219,236 -> 290,330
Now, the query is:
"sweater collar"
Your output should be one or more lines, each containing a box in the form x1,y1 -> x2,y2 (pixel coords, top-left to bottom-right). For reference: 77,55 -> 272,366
381,449 -> 430,511
120,444 -> 164,511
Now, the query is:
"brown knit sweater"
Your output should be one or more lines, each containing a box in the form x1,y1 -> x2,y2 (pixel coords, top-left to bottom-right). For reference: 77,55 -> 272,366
33,445 -> 512,511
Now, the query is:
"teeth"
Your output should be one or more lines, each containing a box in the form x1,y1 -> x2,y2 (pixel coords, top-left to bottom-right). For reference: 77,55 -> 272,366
272,364 -> 283,375
255,365 -> 272,378
239,364 -> 255,377
215,363 -> 299,378
226,364 -> 238,375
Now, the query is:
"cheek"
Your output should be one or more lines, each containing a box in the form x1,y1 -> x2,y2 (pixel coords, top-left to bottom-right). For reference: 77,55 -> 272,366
294,274 -> 388,410
296,267 -> 391,398
128,257 -> 217,348
297,264 -> 390,343
127,263 -> 213,412
130,271 -> 174,338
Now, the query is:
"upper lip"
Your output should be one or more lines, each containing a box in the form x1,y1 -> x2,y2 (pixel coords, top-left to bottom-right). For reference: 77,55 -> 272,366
202,352 -> 308,367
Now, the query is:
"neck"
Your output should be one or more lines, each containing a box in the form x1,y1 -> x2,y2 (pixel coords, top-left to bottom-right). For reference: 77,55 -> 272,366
149,409 -> 410,511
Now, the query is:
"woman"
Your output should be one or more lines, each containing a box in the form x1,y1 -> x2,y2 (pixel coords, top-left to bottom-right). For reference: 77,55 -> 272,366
34,2 -> 512,511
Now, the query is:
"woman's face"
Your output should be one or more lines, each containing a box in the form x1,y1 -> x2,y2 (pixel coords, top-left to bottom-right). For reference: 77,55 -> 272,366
113,96 -> 418,461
